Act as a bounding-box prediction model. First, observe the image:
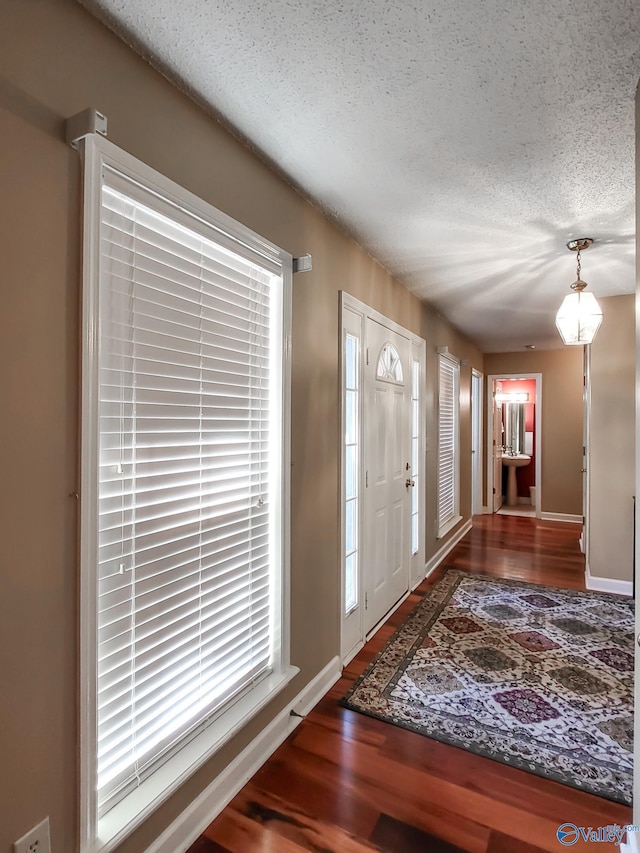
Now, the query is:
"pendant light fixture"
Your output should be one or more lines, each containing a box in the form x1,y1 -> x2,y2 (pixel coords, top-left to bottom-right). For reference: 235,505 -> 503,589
555,238 -> 603,345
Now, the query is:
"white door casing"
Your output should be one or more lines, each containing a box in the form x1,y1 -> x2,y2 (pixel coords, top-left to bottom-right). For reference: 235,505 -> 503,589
471,370 -> 484,515
363,318 -> 412,633
486,374 -> 543,519
581,347 -> 590,555
410,340 -> 427,587
492,382 -> 503,512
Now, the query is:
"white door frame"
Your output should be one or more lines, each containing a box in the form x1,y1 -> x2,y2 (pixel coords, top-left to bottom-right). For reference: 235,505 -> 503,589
486,373 -> 542,518
339,292 -> 426,664
581,347 -> 591,557
410,337 -> 427,588
471,369 -> 484,515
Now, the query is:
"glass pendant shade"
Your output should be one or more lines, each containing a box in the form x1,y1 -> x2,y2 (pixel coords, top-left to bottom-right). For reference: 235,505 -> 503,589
555,286 -> 603,345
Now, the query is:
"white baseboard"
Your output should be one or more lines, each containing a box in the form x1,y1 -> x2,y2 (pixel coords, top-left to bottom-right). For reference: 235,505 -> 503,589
424,518 -> 473,578
146,655 -> 342,853
585,564 -> 633,597
290,655 -> 342,715
540,512 -> 582,524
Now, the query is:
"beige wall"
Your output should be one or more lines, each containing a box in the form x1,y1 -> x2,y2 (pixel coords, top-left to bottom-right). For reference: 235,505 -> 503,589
588,296 -> 635,582
0,2 -> 483,851
484,348 -> 584,516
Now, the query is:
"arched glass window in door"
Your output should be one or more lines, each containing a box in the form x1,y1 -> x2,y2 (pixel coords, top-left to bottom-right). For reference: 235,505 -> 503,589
376,343 -> 404,384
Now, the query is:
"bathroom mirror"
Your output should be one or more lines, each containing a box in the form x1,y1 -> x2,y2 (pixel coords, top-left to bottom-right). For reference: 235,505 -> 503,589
503,403 -> 525,454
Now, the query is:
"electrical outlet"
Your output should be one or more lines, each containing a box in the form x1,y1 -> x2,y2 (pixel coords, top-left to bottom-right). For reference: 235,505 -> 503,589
13,816 -> 51,853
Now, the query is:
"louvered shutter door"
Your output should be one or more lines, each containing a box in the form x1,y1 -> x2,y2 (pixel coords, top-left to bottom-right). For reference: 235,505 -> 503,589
437,355 -> 459,530
96,166 -> 280,814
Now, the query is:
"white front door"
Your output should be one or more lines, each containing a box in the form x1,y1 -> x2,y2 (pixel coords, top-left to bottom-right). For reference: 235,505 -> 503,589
363,318 -> 411,633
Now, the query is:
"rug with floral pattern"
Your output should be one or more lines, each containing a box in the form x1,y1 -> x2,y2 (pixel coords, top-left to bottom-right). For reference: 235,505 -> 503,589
341,569 -> 633,804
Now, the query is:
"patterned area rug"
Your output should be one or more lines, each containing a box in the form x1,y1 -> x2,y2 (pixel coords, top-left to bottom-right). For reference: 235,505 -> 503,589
341,569 -> 634,804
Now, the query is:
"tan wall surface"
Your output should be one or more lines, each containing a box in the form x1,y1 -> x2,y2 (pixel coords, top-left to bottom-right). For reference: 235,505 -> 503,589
0,2 -> 482,851
484,348 -> 584,516
588,295 -> 635,582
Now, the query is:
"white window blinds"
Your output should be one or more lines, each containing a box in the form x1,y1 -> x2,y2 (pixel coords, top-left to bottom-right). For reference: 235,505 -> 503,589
93,162 -> 285,816
437,353 -> 460,533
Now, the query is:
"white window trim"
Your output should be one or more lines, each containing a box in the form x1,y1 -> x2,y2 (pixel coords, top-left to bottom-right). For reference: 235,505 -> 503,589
79,134 -> 297,853
342,323 -> 361,617
437,351 -> 461,538
340,304 -> 364,658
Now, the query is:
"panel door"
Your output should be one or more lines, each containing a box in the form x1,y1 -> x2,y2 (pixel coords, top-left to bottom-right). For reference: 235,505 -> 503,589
363,319 -> 411,633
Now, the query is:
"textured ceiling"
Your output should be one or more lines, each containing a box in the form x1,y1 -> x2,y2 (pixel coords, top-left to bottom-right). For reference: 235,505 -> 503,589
80,0 -> 640,351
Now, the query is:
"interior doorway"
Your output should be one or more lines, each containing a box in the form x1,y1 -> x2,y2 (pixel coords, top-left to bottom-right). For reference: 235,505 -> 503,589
487,374 -> 542,518
340,294 -> 425,663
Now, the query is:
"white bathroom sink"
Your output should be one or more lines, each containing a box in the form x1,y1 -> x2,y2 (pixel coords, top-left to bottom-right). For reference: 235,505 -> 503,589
501,453 -> 531,468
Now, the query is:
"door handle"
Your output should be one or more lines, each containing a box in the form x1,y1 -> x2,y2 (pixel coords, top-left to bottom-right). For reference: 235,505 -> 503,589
405,479 -> 415,488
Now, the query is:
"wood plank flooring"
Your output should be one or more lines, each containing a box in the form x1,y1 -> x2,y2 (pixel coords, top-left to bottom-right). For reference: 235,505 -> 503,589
188,515 -> 632,853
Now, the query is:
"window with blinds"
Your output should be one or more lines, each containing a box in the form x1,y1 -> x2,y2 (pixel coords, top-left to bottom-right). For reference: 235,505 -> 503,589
437,353 -> 460,535
80,136 -> 292,848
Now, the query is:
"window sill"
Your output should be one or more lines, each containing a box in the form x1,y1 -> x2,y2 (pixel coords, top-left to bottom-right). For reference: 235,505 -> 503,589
92,665 -> 299,853
437,514 -> 462,540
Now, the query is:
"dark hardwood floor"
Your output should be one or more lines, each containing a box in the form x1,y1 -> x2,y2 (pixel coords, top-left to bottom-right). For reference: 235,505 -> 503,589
188,515 -> 632,853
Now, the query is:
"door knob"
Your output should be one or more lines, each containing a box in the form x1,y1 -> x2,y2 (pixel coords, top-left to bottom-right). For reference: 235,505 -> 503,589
405,479 -> 415,488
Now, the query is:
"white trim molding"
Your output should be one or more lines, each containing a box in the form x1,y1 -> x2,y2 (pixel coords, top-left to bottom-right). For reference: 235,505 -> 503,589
146,656 -> 342,853
424,518 -> 473,578
585,565 -> 633,597
290,656 -> 342,717
540,512 -> 582,524
341,640 -> 364,668
436,513 -> 463,540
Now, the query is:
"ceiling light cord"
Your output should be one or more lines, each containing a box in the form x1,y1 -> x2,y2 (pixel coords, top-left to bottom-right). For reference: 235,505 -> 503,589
572,246 -> 586,291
